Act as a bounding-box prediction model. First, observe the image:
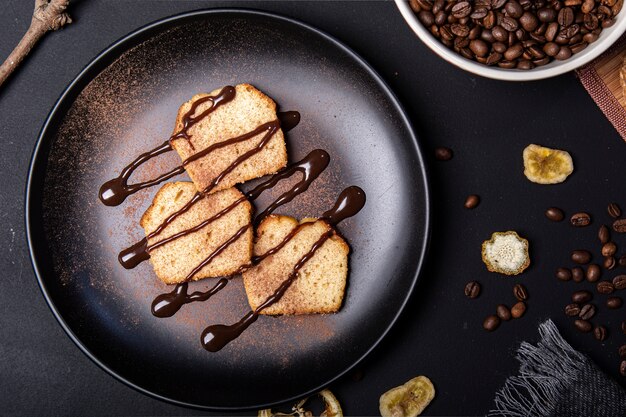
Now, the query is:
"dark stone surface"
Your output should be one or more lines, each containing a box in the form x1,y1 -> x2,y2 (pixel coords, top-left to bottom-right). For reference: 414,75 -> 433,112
1,1 -> 625,415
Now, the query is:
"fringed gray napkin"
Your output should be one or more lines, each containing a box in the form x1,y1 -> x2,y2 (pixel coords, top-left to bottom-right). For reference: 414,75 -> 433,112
489,320 -> 626,417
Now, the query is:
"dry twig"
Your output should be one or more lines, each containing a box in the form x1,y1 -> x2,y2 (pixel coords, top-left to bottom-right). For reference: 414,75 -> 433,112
0,0 -> 72,87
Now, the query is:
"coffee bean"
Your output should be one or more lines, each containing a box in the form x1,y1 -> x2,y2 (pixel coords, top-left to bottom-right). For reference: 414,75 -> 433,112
572,250 -> 592,264
511,301 -> 526,318
555,46 -> 572,60
435,146 -> 453,161
502,16 -> 519,31
470,40 -> 490,57
621,360 -> 626,377
607,296 -> 623,309
583,32 -> 599,43
471,7 -> 489,19
464,281 -> 481,298
504,43 -> 524,60
602,242 -> 617,257
505,1 -> 524,18
452,1 -> 472,18
545,207 -> 564,222
620,255 -> 626,267
565,303 -> 581,316
571,212 -> 591,227
558,7 -> 575,26
492,0 -> 507,9
586,264 -> 601,282
557,267 -> 573,281
574,319 -> 592,333
582,0 -> 595,13
620,344 -> 626,358
570,42 -> 588,54
599,225 -> 610,244
594,325 -> 608,341
597,280 -> 615,294
613,275 -> 626,290
464,194 -> 480,209
572,290 -> 592,303
608,203 -> 622,218
538,7 -> 558,22
483,315 -> 501,331
513,283 -> 528,301
604,256 -> 616,270
613,219 -> 626,233
622,321 -> 626,335
579,303 -> 596,320
497,304 -> 512,321
546,23 -> 559,42
572,267 -> 584,283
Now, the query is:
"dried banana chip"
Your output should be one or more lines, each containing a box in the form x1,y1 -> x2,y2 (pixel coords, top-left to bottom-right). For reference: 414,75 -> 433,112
379,376 -> 435,417
523,144 -> 573,184
482,231 -> 530,276
258,390 -> 342,417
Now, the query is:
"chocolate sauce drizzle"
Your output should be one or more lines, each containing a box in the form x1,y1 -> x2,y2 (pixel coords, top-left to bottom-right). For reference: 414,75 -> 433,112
99,86 -> 235,207
98,85 -> 299,207
144,150 -> 331,317
200,186 -> 366,352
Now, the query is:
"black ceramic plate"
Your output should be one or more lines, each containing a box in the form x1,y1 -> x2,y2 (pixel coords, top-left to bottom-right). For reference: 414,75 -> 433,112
26,9 -> 429,410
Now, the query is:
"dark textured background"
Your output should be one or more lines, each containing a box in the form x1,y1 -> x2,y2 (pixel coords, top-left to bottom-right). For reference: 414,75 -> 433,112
1,1 -> 626,416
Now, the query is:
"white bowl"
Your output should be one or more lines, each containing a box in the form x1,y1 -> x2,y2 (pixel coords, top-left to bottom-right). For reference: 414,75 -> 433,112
396,0 -> 626,81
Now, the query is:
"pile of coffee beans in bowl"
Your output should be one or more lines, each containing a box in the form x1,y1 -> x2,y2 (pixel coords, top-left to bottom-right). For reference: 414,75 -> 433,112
409,0 -> 623,70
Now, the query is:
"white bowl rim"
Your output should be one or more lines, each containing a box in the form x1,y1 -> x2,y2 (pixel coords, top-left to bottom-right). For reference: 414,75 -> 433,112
396,0 -> 626,81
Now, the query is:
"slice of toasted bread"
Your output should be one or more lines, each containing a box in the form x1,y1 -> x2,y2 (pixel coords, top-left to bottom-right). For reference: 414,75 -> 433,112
140,182 -> 252,284
171,84 -> 288,194
242,215 -> 349,315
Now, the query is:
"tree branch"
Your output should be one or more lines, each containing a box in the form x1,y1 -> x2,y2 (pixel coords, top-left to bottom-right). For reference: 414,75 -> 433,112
0,0 -> 72,88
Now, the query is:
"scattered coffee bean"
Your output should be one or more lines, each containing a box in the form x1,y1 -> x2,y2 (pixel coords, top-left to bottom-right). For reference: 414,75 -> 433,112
556,267 -> 572,281
464,194 -> 480,209
604,256 -> 616,270
574,319 -> 592,333
602,242 -> 617,257
571,212 -> 591,227
565,303 -> 581,316
594,325 -> 608,341
570,267 -> 583,283
621,360 -> 626,377
572,290 -> 592,303
613,275 -> 626,290
622,321 -> 626,335
464,281 -> 481,298
599,225 -> 610,244
513,284 -> 528,301
572,250 -> 592,264
620,255 -> 626,267
586,264 -> 601,282
620,344 -> 626,358
607,296 -> 623,309
545,207 -> 564,222
496,304 -> 512,321
511,301 -> 526,318
435,147 -> 453,161
483,315 -> 501,331
608,202 -> 622,218
613,219 -> 626,233
579,303 -> 596,320
597,280 -> 615,294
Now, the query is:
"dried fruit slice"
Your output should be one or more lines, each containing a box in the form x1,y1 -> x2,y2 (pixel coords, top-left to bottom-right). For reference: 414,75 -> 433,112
319,390 -> 342,417
523,144 -> 574,184
379,376 -> 435,417
257,390 -> 342,417
482,231 -> 530,276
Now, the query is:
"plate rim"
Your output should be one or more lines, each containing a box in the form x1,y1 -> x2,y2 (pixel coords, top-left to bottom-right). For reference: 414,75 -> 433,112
25,7 -> 431,411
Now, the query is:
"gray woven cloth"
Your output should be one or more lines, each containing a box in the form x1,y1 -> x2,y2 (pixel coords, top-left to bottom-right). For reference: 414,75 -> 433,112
489,320 -> 626,417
